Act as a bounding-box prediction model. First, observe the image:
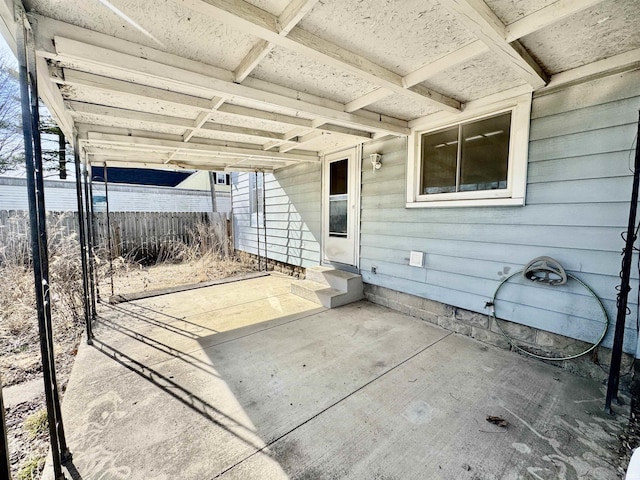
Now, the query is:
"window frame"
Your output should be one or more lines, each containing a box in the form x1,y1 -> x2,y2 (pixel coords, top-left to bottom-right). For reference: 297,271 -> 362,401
406,92 -> 532,208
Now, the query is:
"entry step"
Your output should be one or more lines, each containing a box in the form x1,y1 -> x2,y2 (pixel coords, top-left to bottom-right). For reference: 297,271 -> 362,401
291,266 -> 363,308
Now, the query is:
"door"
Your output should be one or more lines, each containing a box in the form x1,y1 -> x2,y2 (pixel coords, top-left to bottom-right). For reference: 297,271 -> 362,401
322,148 -> 360,267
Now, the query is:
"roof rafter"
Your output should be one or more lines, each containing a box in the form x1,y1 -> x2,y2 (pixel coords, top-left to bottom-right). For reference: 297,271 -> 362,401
178,0 -> 461,112
441,0 -> 548,88
49,36 -> 410,136
85,132 -> 320,163
345,41 -> 489,113
505,0 -> 605,42
234,0 -> 318,82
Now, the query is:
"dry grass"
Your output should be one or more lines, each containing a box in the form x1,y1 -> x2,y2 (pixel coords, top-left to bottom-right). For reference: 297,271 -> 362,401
1,213 -> 255,480
0,213 -> 85,385
98,219 -> 254,296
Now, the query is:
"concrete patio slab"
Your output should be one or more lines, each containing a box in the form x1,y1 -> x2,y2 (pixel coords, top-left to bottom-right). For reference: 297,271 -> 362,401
42,273 -> 628,480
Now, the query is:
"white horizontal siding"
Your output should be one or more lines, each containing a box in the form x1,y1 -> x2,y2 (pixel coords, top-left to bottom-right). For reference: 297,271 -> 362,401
232,163 -> 322,267
0,177 -> 228,213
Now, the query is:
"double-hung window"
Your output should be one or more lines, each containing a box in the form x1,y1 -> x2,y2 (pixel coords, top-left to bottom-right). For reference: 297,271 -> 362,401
407,93 -> 531,208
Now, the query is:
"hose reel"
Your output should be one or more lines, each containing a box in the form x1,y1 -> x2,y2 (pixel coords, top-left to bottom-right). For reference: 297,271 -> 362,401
488,256 -> 608,361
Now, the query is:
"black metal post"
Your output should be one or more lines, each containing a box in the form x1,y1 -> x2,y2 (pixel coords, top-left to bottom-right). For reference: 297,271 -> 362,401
262,171 -> 267,272
104,163 -> 114,298
606,112 -> 640,413
255,172 -> 261,271
88,174 -> 100,303
27,41 -> 71,462
0,376 -> 11,480
16,16 -> 67,480
73,138 -> 93,344
83,164 -> 97,319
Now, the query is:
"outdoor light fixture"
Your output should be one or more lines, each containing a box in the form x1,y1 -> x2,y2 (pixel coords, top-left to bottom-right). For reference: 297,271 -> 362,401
370,153 -> 382,172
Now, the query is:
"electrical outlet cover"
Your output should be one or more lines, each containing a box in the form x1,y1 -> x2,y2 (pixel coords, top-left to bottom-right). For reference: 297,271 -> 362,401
409,251 -> 424,267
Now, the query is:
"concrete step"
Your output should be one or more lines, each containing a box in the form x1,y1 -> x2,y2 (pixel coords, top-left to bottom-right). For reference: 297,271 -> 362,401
291,279 -> 364,309
292,267 -> 364,308
305,266 -> 364,293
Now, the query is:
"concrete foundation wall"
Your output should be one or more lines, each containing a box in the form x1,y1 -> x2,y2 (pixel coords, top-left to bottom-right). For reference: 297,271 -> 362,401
364,282 -> 635,389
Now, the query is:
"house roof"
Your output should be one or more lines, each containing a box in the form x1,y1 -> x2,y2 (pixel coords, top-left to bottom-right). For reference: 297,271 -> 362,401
2,0 -> 639,172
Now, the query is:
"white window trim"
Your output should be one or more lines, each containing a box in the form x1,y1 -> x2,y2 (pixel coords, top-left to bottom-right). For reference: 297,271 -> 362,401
406,92 -> 532,208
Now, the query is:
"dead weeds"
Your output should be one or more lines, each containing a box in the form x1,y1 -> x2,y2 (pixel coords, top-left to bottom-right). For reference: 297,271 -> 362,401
1,213 -> 255,480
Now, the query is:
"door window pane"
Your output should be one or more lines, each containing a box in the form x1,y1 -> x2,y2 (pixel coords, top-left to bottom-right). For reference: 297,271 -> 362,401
459,112 -> 511,192
329,159 -> 348,237
420,126 -> 458,194
329,195 -> 348,237
330,159 -> 348,195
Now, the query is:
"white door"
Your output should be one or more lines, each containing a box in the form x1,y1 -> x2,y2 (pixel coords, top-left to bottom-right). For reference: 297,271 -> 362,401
322,148 -> 360,267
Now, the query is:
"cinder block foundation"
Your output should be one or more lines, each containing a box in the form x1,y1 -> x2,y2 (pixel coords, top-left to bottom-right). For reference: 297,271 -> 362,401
364,283 -> 635,390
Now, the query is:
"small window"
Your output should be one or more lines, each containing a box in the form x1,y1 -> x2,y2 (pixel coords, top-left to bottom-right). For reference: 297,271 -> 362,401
216,172 -> 227,185
407,93 -> 531,208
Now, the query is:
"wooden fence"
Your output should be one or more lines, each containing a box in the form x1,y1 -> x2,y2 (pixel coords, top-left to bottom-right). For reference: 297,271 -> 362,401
0,210 -> 230,263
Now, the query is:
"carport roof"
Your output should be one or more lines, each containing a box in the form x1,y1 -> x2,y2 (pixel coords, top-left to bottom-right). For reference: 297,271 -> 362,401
1,0 -> 639,172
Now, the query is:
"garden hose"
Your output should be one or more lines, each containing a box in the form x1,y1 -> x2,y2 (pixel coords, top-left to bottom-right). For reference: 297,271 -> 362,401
487,269 -> 609,361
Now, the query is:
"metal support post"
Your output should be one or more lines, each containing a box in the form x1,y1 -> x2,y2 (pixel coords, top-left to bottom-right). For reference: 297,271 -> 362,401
606,112 -> 640,413
73,138 -> 93,344
82,164 -> 97,319
16,13 -> 68,478
0,376 -> 11,480
262,171 -> 267,271
104,163 -> 114,298
88,174 -> 100,303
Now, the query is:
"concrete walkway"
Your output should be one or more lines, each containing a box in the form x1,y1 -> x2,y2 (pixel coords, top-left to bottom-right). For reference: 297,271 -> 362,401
43,273 -> 628,480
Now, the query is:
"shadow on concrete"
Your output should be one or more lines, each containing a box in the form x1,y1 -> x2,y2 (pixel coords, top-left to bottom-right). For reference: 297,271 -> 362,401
91,338 -> 267,453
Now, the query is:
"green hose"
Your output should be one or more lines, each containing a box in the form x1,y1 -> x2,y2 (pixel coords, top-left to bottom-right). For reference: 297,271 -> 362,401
488,270 -> 609,361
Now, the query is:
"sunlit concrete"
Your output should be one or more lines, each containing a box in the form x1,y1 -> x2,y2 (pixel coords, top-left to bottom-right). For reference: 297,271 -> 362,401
43,273 -> 627,479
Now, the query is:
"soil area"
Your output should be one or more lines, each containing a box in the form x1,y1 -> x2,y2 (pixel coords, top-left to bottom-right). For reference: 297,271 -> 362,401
2,254 -> 255,480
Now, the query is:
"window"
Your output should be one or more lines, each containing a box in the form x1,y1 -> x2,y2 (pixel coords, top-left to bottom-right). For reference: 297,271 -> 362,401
215,172 -> 229,185
249,173 -> 264,227
407,93 -> 531,208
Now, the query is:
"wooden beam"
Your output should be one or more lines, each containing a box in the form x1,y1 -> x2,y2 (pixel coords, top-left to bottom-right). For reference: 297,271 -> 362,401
402,41 -> 489,88
505,0 -> 605,42
66,101 -> 195,128
86,132 -> 320,162
541,48 -> 640,93
442,0 -> 548,88
177,0 -> 461,112
61,69 -> 212,110
234,40 -> 273,83
182,96 -> 225,142
279,130 -> 323,153
345,88 -> 393,113
234,0 -> 318,82
52,36 -> 410,135
345,41 -> 488,113
36,56 -> 74,138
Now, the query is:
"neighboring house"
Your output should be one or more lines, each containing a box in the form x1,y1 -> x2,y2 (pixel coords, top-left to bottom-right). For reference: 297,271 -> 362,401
0,176 -> 216,212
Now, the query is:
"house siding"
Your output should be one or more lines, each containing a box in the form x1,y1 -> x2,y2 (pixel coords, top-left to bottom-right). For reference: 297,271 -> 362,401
0,177 -> 228,213
360,69 -> 640,355
232,161 -> 322,268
